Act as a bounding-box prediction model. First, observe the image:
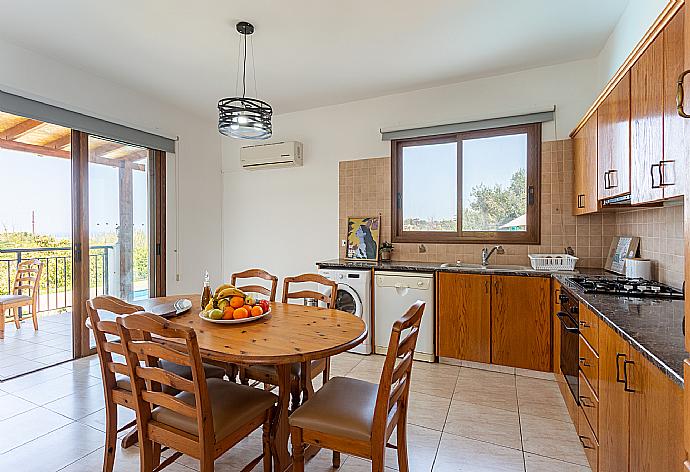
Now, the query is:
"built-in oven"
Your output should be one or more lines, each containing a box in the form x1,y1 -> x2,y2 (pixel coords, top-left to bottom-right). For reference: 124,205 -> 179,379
556,287 -> 580,405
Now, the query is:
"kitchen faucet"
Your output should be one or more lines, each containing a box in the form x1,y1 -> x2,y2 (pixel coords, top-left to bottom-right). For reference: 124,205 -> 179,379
481,245 -> 505,266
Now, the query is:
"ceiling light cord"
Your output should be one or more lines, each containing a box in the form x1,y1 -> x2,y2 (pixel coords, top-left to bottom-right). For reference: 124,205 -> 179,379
242,32 -> 247,98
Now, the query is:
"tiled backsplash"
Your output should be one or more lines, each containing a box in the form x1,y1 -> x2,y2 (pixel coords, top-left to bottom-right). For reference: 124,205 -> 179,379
616,205 -> 684,288
338,139 -> 684,287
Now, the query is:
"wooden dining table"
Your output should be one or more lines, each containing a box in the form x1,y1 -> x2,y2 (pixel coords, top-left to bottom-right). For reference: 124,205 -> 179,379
134,295 -> 368,472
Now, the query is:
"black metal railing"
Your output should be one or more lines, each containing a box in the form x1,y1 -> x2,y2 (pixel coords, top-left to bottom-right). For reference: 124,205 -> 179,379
0,245 -> 113,314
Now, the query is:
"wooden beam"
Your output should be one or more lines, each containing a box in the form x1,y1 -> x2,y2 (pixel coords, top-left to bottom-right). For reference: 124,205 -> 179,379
43,134 -> 71,149
1,119 -> 43,140
0,137 -> 145,171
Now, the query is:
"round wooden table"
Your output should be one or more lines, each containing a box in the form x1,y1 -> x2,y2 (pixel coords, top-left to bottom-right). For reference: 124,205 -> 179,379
138,295 -> 367,472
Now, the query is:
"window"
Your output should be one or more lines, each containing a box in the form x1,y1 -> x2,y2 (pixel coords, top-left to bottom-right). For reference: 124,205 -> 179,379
391,123 -> 540,244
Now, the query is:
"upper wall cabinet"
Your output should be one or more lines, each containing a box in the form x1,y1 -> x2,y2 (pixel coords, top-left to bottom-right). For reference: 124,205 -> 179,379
631,33 -> 665,204
573,113 -> 598,215
598,72 -> 631,200
631,8 -> 686,204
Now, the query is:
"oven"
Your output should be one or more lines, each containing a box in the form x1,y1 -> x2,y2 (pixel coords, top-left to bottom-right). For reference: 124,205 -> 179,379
556,287 -> 580,405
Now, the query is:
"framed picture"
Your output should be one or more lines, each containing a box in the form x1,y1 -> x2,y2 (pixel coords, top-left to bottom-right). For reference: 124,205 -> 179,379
346,216 -> 381,261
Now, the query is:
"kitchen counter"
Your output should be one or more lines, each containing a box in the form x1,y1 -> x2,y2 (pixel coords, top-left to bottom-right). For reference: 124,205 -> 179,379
317,258 -> 576,277
555,274 -> 686,387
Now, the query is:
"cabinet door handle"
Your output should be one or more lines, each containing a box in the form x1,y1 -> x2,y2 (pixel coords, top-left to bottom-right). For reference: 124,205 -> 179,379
579,320 -> 590,328
579,356 -> 590,367
608,169 -> 618,188
659,160 -> 675,187
677,70 -> 690,118
651,164 -> 663,189
579,435 -> 595,450
577,194 -> 585,209
579,395 -> 594,408
623,359 -> 635,393
615,353 -> 626,383
603,171 -> 610,190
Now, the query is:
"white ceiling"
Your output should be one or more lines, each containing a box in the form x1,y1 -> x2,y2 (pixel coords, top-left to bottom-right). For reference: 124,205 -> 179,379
0,0 -> 629,119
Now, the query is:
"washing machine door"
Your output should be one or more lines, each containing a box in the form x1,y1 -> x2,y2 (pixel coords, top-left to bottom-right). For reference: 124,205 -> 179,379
334,284 -> 362,317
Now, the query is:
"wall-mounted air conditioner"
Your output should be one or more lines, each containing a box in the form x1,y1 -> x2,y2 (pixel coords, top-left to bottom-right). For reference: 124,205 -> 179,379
240,141 -> 303,169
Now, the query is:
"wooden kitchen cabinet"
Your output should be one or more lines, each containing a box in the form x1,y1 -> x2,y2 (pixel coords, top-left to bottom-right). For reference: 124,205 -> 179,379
491,275 -> 550,371
598,322 -> 629,472
662,7 -> 687,199
573,112 -> 599,215
437,273 -> 491,363
631,33 -> 665,204
552,280 -> 562,374
597,71 -> 631,200
628,348 -> 684,472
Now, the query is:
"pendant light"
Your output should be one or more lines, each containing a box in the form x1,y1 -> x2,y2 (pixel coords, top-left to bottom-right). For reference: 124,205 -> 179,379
218,21 -> 272,139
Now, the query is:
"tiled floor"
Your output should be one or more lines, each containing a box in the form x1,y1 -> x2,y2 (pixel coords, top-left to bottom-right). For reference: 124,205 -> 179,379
0,311 -> 73,380
0,353 -> 591,471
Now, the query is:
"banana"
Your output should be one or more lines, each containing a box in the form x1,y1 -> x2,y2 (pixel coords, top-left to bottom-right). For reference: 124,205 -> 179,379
217,287 -> 245,299
214,283 -> 233,297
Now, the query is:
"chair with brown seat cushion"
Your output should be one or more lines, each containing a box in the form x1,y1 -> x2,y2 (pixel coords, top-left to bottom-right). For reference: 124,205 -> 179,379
86,296 -> 226,472
240,273 -> 338,410
116,312 -> 277,472
289,300 -> 425,472
0,259 -> 43,332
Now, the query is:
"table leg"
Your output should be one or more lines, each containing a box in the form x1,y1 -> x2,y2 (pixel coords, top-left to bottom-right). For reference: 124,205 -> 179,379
272,363 -> 292,472
300,361 -> 321,463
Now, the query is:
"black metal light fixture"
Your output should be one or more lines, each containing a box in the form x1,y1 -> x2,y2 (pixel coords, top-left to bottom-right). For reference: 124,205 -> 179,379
218,21 -> 272,140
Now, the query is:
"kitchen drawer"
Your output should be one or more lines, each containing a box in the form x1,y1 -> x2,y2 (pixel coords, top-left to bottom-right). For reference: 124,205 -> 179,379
578,370 -> 599,438
579,334 -> 599,395
578,303 -> 599,353
578,406 -> 599,472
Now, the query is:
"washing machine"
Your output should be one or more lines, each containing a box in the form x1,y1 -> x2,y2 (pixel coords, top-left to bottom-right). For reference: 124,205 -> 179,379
318,268 -> 372,355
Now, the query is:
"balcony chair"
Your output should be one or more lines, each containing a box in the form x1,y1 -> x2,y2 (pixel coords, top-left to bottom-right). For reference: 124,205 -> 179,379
0,259 -> 43,333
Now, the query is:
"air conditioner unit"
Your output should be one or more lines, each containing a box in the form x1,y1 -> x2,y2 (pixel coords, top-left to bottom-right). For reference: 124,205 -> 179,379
240,141 -> 303,169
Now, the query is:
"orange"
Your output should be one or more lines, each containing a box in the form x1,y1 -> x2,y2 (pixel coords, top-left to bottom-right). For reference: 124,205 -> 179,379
233,307 -> 249,319
243,304 -> 253,314
250,306 -> 264,317
222,307 -> 235,320
229,296 -> 245,308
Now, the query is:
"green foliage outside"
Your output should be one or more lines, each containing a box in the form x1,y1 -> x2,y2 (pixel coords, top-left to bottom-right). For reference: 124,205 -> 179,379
0,230 -> 149,298
402,168 -> 527,232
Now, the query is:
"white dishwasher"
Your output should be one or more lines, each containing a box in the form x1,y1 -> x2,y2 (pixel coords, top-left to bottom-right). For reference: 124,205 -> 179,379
374,271 -> 435,362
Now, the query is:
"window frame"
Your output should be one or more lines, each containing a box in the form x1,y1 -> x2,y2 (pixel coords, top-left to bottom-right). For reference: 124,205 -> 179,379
391,123 -> 541,245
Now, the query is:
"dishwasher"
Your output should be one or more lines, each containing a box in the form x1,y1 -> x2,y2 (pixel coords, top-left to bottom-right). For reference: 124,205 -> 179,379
374,271 -> 435,362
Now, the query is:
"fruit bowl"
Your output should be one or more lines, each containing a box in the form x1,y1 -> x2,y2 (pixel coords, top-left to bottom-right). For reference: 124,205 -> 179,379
199,308 -> 271,324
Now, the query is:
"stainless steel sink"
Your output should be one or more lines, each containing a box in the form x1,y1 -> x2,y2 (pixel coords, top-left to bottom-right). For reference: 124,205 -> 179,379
440,262 -> 534,272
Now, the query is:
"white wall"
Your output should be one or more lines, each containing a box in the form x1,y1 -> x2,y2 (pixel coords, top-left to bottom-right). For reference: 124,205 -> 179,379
0,38 -> 223,293
221,59 -> 599,284
596,0 -> 669,87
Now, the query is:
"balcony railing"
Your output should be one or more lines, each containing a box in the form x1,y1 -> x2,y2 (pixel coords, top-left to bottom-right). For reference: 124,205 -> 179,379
0,245 -> 113,314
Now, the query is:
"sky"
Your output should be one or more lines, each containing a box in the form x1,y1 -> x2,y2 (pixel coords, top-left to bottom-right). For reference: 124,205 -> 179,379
0,148 -> 148,238
402,133 -> 527,221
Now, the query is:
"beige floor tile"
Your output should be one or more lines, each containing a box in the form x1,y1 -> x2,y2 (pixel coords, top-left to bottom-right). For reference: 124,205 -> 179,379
0,364 -> 71,393
433,433 -> 525,472
515,368 -> 556,381
456,366 -> 516,389
518,394 -> 571,423
520,413 -> 588,467
44,383 -> 106,420
444,400 -> 522,450
78,405 -> 137,438
453,372 -> 518,412
338,456 -> 397,471
524,453 -> 592,472
406,391 -> 451,431
12,370 -> 100,405
409,367 -> 459,399
385,424 -> 442,471
0,406 -> 73,454
516,376 -> 562,400
459,360 -> 516,375
330,352 -> 365,376
0,395 -> 37,421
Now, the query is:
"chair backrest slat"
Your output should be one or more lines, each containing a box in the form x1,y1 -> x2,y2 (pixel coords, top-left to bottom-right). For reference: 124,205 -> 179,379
371,301 -> 425,443
13,259 -> 42,297
128,340 -> 192,368
142,390 -> 198,418
135,364 -> 196,394
231,268 -> 279,301
86,296 -> 145,399
282,273 -> 338,309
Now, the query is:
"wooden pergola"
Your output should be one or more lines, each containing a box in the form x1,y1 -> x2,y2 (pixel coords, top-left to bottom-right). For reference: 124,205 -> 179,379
0,111 -> 148,299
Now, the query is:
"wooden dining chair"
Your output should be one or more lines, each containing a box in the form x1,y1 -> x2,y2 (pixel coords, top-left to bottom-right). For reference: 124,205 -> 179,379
231,268 -> 278,302
0,259 -> 43,332
289,300 -> 425,472
241,273 -> 338,410
116,313 -> 277,472
86,295 -> 226,472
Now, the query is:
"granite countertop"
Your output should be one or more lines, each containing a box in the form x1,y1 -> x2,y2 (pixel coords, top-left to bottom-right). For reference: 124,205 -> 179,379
316,258 -> 576,277
555,274 -> 686,387
318,259 -> 686,387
